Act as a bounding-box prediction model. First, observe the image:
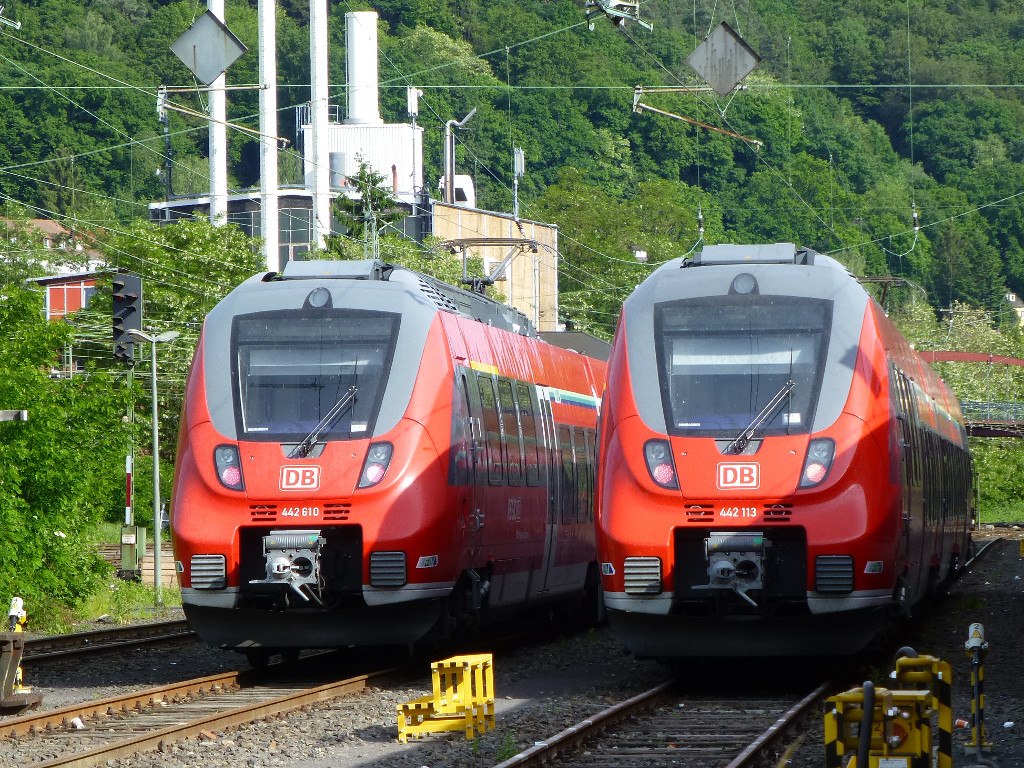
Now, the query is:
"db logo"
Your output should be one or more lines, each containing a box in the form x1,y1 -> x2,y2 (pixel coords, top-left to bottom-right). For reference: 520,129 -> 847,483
280,466 -> 321,491
717,463 -> 759,490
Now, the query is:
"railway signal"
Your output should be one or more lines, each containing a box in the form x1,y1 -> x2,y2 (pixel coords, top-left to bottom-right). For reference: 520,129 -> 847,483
112,273 -> 143,363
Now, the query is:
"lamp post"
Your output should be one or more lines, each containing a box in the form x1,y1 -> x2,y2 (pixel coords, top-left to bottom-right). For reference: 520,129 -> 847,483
126,329 -> 180,608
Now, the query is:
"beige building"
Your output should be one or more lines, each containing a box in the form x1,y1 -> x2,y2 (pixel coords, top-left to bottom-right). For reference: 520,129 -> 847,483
432,203 -> 560,332
1007,292 -> 1024,325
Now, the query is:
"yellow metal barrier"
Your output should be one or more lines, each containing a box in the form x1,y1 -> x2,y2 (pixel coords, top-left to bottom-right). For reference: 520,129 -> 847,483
891,653 -> 954,766
397,653 -> 496,743
825,648 -> 961,768
825,685 -> 938,768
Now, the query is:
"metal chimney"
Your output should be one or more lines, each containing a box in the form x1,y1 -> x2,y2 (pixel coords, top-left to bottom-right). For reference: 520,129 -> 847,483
345,11 -> 382,125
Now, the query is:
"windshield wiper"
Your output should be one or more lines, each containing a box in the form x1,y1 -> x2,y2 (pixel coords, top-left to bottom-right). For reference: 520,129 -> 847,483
289,385 -> 358,459
725,380 -> 795,455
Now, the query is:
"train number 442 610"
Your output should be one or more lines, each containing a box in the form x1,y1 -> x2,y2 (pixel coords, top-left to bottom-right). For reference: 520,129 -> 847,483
282,507 -> 321,517
718,507 -> 758,518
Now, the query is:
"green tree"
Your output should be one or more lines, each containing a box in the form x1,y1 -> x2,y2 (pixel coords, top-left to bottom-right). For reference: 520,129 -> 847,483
65,219 -> 265,528
0,287 -> 123,613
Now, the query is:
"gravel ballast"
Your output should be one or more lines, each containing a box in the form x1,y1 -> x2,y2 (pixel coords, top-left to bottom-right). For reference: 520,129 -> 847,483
6,529 -> 1022,768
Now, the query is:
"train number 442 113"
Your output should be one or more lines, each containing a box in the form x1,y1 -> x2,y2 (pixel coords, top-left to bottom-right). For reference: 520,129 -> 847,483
718,507 -> 758,518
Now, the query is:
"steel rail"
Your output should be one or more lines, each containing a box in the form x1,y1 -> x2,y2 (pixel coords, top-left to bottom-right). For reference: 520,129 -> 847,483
491,680 -> 675,768
964,535 -> 1000,568
21,673 -> 377,768
492,680 -> 832,768
23,621 -> 194,663
723,681 -> 832,768
1,670 -> 245,740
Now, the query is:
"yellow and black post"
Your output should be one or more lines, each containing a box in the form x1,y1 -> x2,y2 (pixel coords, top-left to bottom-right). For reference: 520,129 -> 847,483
964,622 -> 992,756
1,597 -> 42,714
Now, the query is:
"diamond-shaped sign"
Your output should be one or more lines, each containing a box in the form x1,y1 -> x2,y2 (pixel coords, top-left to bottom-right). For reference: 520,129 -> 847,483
686,21 -> 761,98
170,10 -> 247,86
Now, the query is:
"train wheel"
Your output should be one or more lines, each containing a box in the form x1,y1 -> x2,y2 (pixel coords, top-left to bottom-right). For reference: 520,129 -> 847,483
925,565 -> 940,596
583,563 -> 605,625
245,649 -> 271,669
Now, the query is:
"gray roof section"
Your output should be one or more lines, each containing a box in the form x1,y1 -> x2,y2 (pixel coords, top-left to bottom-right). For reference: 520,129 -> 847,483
622,246 -> 869,434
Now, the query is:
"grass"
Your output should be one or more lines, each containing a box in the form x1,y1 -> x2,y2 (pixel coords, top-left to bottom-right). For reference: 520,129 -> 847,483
27,520 -> 182,635
977,504 -> 1024,525
88,521 -> 126,544
30,580 -> 182,635
79,578 -> 182,624
496,733 -> 519,762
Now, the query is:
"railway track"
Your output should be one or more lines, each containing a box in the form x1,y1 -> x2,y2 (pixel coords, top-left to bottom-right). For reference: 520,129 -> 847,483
493,680 -> 830,768
23,621 -> 195,665
1,664 -> 384,768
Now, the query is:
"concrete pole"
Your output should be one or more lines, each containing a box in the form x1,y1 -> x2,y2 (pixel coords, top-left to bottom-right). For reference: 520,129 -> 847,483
259,0 -> 280,270
208,0 -> 228,226
148,338 -> 163,608
309,0 -> 330,249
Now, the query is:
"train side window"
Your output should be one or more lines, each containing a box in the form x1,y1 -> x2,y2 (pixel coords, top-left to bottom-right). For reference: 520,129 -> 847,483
447,372 -> 472,486
558,426 -> 576,524
904,375 -> 922,486
515,381 -> 542,486
477,375 -> 504,485
497,378 -> 523,486
574,429 -> 589,523
584,428 -> 596,521
540,396 -> 557,524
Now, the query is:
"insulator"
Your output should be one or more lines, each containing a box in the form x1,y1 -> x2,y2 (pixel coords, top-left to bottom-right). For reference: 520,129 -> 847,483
912,202 -> 919,232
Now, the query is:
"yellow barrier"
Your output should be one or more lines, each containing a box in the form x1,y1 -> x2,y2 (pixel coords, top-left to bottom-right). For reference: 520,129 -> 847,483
892,654 -> 954,765
397,653 -> 496,743
825,687 -> 937,768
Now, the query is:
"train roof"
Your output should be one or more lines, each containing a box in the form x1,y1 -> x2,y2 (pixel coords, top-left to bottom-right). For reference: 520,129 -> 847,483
689,242 -> 819,267
264,259 -> 537,338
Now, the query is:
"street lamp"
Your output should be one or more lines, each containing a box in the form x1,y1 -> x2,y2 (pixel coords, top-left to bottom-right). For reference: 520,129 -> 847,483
126,329 -> 180,608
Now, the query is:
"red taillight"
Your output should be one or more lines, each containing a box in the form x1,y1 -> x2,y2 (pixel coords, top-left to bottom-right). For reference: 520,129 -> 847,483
214,445 -> 245,491
652,463 -> 675,486
799,438 -> 835,488
363,463 -> 386,485
358,442 -> 393,488
221,465 -> 242,487
644,439 -> 679,490
804,462 -> 827,484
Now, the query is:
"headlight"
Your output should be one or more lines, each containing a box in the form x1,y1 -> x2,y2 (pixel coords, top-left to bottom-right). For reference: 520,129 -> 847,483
799,437 -> 835,488
358,442 -> 394,488
643,439 -> 678,489
214,444 -> 245,491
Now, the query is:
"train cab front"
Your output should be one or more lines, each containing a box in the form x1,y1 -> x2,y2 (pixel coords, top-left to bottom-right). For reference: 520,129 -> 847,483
598,245 -> 895,657
171,263 -> 455,653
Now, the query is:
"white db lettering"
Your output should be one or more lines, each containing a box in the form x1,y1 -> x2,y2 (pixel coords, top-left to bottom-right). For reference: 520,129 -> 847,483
280,466 -> 321,491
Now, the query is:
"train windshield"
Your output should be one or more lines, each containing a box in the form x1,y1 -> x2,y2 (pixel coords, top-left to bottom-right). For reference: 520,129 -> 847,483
654,296 -> 832,437
231,310 -> 400,441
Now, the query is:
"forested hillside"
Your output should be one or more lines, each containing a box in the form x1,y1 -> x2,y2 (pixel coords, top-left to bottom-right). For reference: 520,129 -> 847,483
2,0 -> 1024,331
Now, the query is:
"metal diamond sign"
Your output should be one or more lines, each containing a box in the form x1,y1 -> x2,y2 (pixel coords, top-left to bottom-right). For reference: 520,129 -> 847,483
686,21 -> 761,98
170,10 -> 247,86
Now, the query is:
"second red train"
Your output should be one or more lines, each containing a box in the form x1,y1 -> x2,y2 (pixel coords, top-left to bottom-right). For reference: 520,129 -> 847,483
596,243 -> 973,658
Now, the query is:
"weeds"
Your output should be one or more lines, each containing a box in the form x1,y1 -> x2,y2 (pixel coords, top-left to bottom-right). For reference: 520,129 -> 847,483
496,732 -> 519,762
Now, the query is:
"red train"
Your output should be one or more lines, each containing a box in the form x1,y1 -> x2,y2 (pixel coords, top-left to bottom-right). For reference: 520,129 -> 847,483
170,260 -> 606,660
596,243 -> 973,657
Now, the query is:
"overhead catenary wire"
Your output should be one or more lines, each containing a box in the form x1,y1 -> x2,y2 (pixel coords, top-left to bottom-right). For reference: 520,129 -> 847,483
3,1 -> 1022,313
